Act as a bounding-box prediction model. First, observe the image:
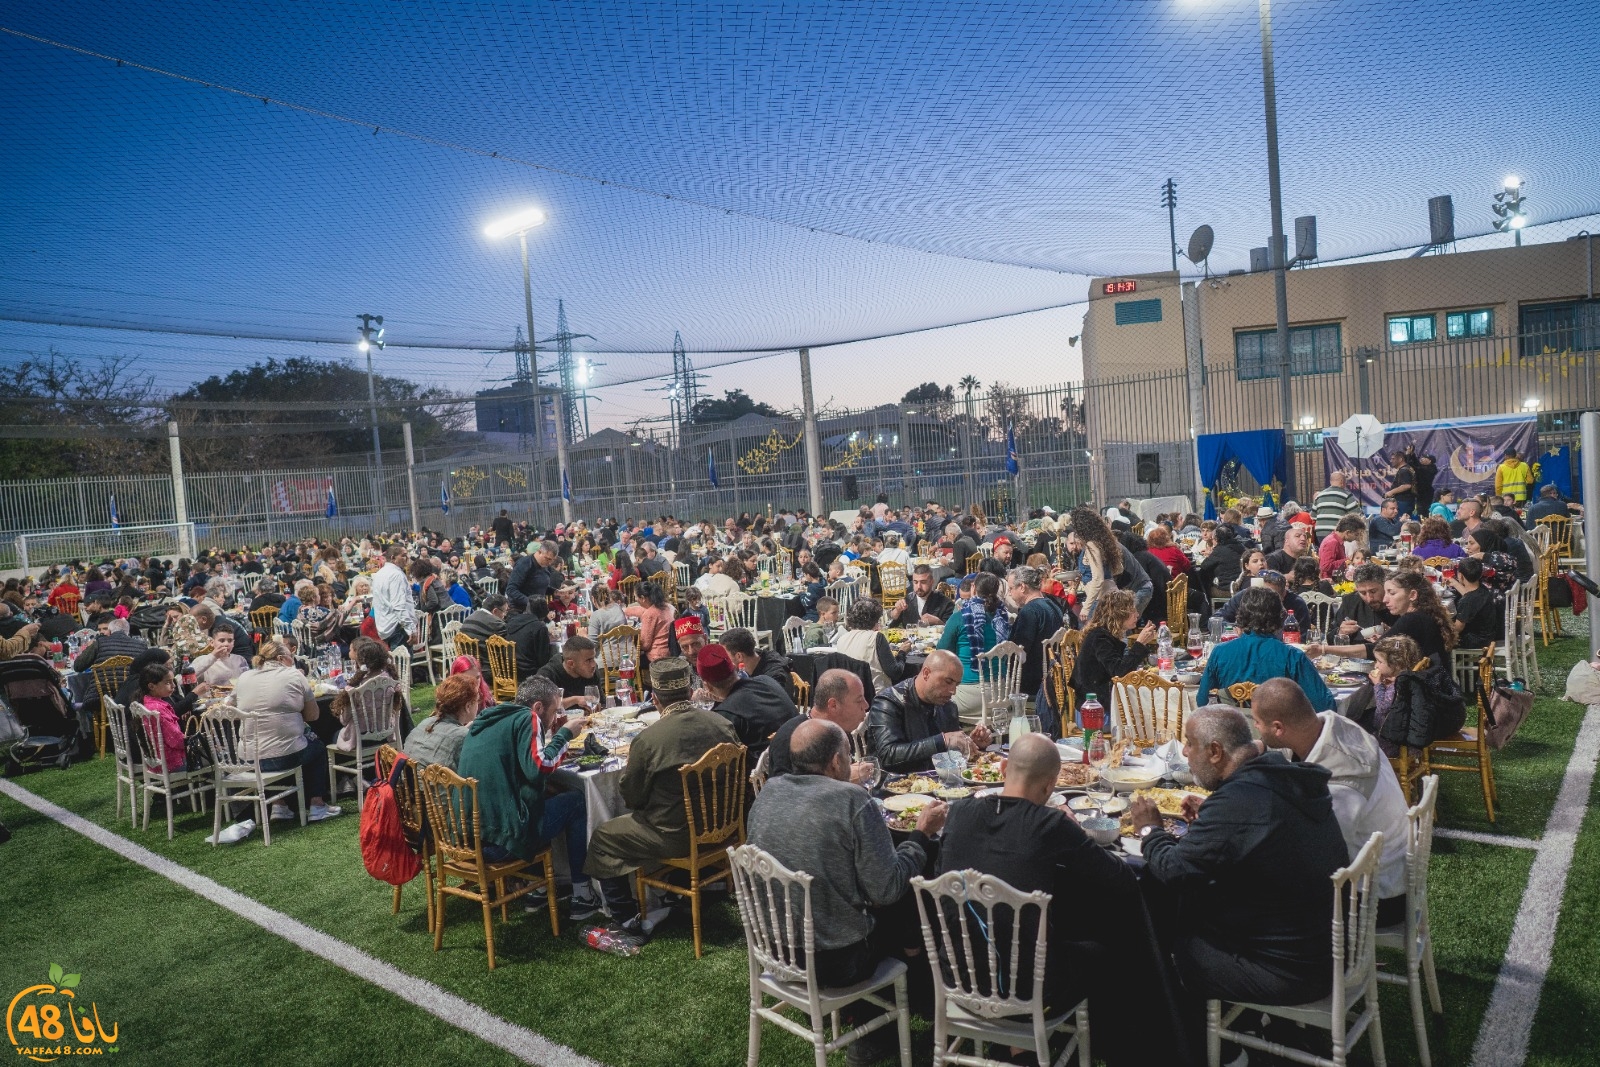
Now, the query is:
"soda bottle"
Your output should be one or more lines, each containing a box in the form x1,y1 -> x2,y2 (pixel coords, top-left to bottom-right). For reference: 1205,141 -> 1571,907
1283,610 -> 1301,645
1079,693 -> 1104,762
1156,623 -> 1174,672
581,925 -> 641,957
619,654 -> 635,686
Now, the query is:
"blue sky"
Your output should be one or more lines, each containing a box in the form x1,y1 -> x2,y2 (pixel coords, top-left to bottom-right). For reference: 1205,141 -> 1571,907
2,0 -> 1597,427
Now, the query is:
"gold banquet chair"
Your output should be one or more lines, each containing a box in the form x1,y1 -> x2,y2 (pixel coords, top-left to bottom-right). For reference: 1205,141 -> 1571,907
595,624 -> 642,698
376,744 -> 435,934
1111,668 -> 1187,747
484,635 -> 520,703
88,655 -> 135,758
1422,646 -> 1499,821
636,742 -> 747,959
420,763 -> 559,970
1225,681 -> 1258,708
877,562 -> 908,609
1165,573 -> 1189,643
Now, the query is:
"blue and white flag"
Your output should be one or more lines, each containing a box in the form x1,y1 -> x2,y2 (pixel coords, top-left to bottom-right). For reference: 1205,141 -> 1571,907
1004,425 -> 1020,476
562,468 -> 572,502
440,479 -> 451,515
708,448 -> 720,489
325,482 -> 338,518
109,495 -> 120,530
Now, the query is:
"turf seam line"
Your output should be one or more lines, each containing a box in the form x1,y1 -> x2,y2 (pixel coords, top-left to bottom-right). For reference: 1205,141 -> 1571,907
0,779 -> 604,1067
1434,828 -> 1540,850
1470,703 -> 1600,1067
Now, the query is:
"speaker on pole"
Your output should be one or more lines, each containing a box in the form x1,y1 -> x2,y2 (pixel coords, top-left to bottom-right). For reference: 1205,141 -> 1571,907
842,474 -> 859,500
1135,452 -> 1162,485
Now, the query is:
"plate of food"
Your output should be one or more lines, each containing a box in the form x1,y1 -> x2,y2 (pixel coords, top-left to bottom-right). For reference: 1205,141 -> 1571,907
881,794 -> 932,833
1056,762 -> 1098,789
1130,786 -> 1210,816
885,774 -> 942,795
935,786 -> 973,801
961,752 -> 1005,785
1121,814 -> 1188,839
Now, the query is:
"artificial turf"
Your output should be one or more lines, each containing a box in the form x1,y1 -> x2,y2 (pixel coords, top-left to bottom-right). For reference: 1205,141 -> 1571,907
2,615 -> 1595,1067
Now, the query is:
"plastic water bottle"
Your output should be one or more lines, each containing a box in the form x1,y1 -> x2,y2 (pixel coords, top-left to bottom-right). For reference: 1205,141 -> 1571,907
1283,611 -> 1301,645
1079,694 -> 1105,761
1156,623 -> 1174,673
581,925 -> 641,957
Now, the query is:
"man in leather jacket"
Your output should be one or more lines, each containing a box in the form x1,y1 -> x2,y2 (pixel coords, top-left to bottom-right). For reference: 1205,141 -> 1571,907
865,649 -> 991,773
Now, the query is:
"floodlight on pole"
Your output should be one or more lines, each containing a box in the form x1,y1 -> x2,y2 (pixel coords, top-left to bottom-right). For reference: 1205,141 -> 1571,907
357,313 -> 386,524
1492,178 -> 1527,246
482,204 -> 571,522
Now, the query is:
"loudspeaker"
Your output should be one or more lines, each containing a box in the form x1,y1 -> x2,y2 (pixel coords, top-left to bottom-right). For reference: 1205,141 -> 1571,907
842,474 -> 859,499
1136,452 -> 1162,484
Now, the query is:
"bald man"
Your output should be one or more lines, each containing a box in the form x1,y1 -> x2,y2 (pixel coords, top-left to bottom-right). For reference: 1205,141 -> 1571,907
865,649 -> 991,773
767,669 -> 874,781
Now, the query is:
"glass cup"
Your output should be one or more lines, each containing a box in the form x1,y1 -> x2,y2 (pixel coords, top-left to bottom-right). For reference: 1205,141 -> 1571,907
1208,616 -> 1224,643
584,685 -> 601,714
855,756 -> 882,792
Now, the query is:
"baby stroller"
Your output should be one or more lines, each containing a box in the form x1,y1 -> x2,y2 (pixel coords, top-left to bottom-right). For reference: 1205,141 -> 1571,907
0,657 -> 82,775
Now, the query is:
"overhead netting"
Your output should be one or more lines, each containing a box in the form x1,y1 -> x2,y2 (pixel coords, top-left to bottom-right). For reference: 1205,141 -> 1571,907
2,0 -> 1598,390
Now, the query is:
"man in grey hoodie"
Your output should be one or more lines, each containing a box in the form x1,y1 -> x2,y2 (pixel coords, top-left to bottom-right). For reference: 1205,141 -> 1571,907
1248,678 -> 1410,927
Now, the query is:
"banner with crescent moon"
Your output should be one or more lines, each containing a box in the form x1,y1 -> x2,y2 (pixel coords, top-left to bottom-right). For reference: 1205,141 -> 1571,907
1322,415 -> 1538,508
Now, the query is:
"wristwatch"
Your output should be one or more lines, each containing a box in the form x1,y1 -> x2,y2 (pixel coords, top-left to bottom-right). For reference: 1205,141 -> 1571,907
1138,824 -> 1159,839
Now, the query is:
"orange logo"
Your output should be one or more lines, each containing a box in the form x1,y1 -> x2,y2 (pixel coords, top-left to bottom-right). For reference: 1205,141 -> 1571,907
6,964 -> 120,1061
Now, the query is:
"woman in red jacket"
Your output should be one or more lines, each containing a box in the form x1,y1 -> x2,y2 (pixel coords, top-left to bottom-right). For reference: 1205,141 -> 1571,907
1145,525 -> 1192,576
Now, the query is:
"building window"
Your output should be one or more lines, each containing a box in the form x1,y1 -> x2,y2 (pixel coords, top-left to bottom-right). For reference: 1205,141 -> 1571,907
1387,314 -> 1436,344
1445,308 -> 1494,338
1234,323 -> 1343,381
1519,300 -> 1599,356
1114,298 -> 1163,326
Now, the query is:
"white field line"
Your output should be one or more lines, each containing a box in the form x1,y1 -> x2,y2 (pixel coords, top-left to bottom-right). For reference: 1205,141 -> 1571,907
1435,828 -> 1540,850
0,779 -> 604,1067
1470,704 -> 1600,1067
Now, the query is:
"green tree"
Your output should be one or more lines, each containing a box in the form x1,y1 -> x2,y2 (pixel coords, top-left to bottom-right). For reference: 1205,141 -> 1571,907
688,389 -> 782,424
900,382 -> 954,411
0,352 -> 165,479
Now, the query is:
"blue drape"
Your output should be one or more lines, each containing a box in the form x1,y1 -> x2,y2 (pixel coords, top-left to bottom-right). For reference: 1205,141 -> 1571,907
1196,430 -> 1288,518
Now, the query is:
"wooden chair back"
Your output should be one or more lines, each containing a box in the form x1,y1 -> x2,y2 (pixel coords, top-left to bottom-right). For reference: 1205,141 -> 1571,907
1226,681 -> 1258,707
964,552 -> 984,576
1061,629 -> 1084,654
57,591 -> 81,619
877,562 -> 908,607
418,762 -> 488,870
1042,631 -> 1077,735
791,672 -> 811,709
679,742 -> 748,857
248,605 -> 279,637
649,569 -> 675,603
1535,514 -> 1573,556
1111,668 -> 1187,745
484,635 -> 520,702
375,744 -> 425,836
617,574 -> 641,603
595,624 -> 642,697
130,700 -> 182,774
1422,555 -> 1453,568
452,632 -> 484,668
1165,573 -> 1189,640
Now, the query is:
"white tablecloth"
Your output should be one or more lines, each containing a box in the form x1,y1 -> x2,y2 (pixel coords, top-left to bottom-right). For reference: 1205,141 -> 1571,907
548,763 -> 628,883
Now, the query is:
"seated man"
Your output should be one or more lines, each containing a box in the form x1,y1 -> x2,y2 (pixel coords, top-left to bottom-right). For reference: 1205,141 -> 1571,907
886,563 -> 955,626
455,676 -> 600,920
1200,588 -> 1333,711
1525,483 -> 1584,523
503,598 -> 554,678
1248,678 -> 1409,927
1214,570 -> 1311,635
696,644 -> 797,758
189,602 -> 255,659
865,649 -> 991,773
1264,521 -> 1312,576
189,625 -> 250,685
587,657 -> 739,937
535,634 -> 601,708
1331,563 -> 1394,643
459,593 -> 509,640
718,626 -> 796,703
748,718 -> 945,1067
768,668 -> 873,780
70,617 -> 150,697
1130,706 -> 1349,1011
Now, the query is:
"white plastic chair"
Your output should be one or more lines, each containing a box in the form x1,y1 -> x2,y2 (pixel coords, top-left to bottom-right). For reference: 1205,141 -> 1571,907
1377,776 -> 1442,1067
1301,592 -> 1340,636
102,696 -> 139,825
1207,832 -> 1387,1067
475,576 -> 501,596
199,705 -> 307,847
748,747 -> 771,796
911,869 -> 1090,1067
825,579 -> 857,616
131,701 -> 213,840
730,844 -> 912,1067
974,641 -> 1024,727
437,603 -> 471,628
328,674 -> 402,812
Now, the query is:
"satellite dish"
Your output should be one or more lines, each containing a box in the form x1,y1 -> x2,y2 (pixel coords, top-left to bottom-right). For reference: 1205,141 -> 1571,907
1186,225 -> 1215,265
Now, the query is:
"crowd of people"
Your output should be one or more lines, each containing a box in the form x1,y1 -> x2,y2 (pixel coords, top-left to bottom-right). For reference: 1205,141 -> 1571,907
0,475 -> 1584,1065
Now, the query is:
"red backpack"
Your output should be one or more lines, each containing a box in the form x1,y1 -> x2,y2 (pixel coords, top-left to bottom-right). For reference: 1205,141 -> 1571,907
360,752 -> 422,886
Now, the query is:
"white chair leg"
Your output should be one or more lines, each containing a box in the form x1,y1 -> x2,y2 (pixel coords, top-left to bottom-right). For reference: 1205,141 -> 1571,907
1408,960 -> 1431,1067
895,976 -> 912,1067
1422,942 -> 1443,1014
1206,1000 -> 1222,1067
1368,984 -> 1388,1067
1076,1000 -> 1092,1067
210,782 -> 224,846
298,770 -> 308,825
165,790 -> 176,840
259,797 -> 273,847
745,997 -> 762,1067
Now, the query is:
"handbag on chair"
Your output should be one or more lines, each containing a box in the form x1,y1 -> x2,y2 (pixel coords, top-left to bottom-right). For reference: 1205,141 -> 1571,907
1479,679 -> 1534,751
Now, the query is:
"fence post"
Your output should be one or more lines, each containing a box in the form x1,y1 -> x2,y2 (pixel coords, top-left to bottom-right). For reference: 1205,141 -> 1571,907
798,349 -> 825,518
1182,283 -> 1207,509
1582,410 -> 1600,660
727,422 -> 742,514
260,474 -> 273,542
402,421 -> 420,533
167,421 -> 192,558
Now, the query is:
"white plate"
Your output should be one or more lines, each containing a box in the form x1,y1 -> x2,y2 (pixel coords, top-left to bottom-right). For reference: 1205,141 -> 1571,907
1121,838 -> 1143,857
636,711 -> 661,726
883,793 -> 935,812
806,646 -> 835,654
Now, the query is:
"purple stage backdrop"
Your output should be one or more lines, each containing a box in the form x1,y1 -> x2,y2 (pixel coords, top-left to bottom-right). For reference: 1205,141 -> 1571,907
1323,416 -> 1538,508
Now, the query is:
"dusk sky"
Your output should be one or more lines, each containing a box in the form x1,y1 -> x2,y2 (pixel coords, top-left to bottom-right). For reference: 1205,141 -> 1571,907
3,0 -> 1597,431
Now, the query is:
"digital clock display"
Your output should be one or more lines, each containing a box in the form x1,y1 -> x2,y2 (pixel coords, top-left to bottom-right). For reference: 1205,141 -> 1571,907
1103,280 -> 1138,294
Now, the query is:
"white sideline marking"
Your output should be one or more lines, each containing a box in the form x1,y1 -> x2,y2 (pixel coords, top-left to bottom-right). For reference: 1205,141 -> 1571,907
0,779 -> 603,1067
1435,828 -> 1540,850
1470,704 -> 1600,1067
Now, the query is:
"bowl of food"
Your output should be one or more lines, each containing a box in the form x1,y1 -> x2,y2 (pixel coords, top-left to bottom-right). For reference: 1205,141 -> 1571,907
1101,766 -> 1162,793
1082,816 -> 1121,847
1168,761 -> 1195,785
1176,671 -> 1203,686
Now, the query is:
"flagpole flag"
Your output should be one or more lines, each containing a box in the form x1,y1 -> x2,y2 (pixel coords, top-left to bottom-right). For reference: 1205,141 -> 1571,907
708,448 -> 720,489
440,479 -> 451,515
325,482 -> 338,518
109,495 -> 120,530
562,468 -> 571,502
1004,425 -> 1020,476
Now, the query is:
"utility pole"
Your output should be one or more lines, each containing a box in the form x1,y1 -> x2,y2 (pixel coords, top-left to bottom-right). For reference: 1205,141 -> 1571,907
402,421 -> 420,533
1258,0 -> 1296,502
798,348 -> 825,518
357,314 -> 386,525
1161,178 -> 1179,274
167,420 -> 192,558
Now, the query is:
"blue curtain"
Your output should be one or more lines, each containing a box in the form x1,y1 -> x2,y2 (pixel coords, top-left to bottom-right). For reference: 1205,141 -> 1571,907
1196,430 -> 1288,518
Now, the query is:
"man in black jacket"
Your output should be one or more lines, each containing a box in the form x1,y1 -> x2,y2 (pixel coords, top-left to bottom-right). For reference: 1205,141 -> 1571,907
696,644 -> 797,759
503,600 -> 553,678
718,627 -> 795,703
506,541 -> 563,611
1332,563 -> 1394,642
865,650 -> 991,773
1131,706 -> 1348,1009
887,564 -> 955,626
459,594 -> 509,641
490,509 -> 514,547
536,634 -> 603,708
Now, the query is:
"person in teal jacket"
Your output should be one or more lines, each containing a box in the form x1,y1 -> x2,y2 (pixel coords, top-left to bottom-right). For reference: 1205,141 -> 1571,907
1198,587 -> 1335,712
456,674 -> 601,917
937,572 -> 1010,724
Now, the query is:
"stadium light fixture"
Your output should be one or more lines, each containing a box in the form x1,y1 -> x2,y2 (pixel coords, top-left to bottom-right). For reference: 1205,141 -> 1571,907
1523,396 -> 1540,410
483,207 -> 547,239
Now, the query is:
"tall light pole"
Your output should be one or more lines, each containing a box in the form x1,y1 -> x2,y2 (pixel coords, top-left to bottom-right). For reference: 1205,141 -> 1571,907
1258,0 -> 1296,502
1492,177 -> 1528,247
357,314 -> 385,525
484,206 -> 573,524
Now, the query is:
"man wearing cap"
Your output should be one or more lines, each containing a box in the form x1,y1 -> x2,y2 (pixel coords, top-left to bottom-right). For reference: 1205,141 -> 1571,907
696,644 -> 798,758
978,535 -> 1015,580
1256,505 -> 1286,554
586,657 -> 739,937
673,614 -> 707,664
535,634 -> 602,708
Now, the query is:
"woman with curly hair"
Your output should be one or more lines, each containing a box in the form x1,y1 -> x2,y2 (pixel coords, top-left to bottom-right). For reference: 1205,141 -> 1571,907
1310,569 -> 1456,668
1066,506 -> 1123,620
1068,590 -> 1156,720
1409,515 -> 1464,561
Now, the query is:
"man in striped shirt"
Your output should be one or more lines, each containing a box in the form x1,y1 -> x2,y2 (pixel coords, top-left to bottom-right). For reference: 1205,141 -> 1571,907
1311,472 -> 1362,541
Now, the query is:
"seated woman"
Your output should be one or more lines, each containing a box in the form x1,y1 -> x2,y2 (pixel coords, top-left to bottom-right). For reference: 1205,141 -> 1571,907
1291,556 -> 1335,600
586,583 -> 627,638
448,653 -> 495,712
1197,586 -> 1335,711
1309,570 -> 1456,669
329,636 -> 410,746
622,580 -> 675,677
1144,525 -> 1192,577
233,639 -> 341,824
797,562 -> 827,620
128,662 -> 195,773
1410,516 -> 1465,561
1230,548 -> 1268,595
1069,590 -> 1156,724
937,571 -> 1011,724
401,673 -> 478,770
830,595 -> 900,695
190,625 -> 250,685
443,568 -> 474,610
